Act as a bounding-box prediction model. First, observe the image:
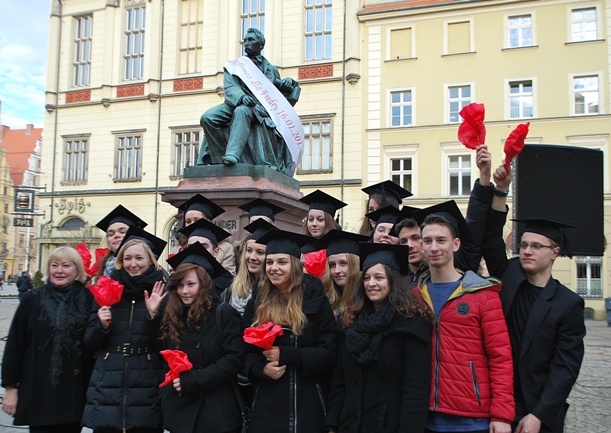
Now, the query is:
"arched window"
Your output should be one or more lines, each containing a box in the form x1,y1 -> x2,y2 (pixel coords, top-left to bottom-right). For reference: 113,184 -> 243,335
58,217 -> 85,230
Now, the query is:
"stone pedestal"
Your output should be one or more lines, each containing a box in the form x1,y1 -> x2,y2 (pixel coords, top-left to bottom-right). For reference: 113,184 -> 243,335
161,164 -> 307,242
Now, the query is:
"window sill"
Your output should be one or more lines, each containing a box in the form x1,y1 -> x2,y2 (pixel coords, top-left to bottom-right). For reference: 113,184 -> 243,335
113,178 -> 142,183
501,45 -> 539,51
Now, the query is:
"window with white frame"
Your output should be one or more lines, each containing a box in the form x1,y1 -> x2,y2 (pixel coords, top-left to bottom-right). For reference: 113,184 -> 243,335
124,4 -> 146,80
509,80 -> 533,119
390,158 -> 412,191
508,14 -> 532,48
571,7 -> 597,42
305,0 -> 332,61
448,85 -> 471,123
390,90 -> 413,127
62,136 -> 89,184
297,117 -> 332,174
449,154 -> 471,196
171,129 -> 200,178
179,0 -> 203,75
241,0 -> 265,43
73,15 -> 92,87
573,75 -> 599,115
114,133 -> 142,181
576,256 -> 602,298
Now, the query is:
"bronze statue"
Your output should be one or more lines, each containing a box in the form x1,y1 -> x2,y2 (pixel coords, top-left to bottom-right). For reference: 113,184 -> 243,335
198,28 -> 302,176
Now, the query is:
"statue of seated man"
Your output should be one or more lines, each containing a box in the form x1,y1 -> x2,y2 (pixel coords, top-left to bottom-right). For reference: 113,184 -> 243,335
198,28 -> 300,172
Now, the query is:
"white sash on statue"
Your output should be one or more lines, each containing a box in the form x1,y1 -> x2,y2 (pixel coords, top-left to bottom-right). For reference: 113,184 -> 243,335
224,56 -> 304,174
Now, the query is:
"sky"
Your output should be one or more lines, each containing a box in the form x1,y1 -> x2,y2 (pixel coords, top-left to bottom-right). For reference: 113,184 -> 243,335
0,0 -> 50,129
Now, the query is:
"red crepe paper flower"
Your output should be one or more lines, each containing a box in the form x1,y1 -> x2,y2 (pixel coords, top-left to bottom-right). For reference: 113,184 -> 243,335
75,243 -> 110,277
458,103 -> 486,149
244,322 -> 284,350
503,122 -> 530,172
159,349 -> 193,388
303,249 -> 327,279
89,276 -> 124,307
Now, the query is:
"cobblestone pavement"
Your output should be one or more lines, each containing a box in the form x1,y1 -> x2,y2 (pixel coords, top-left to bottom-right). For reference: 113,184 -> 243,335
0,290 -> 608,432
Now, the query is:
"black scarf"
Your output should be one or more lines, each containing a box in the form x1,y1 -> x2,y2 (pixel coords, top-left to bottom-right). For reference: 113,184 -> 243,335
39,280 -> 91,387
345,300 -> 395,365
111,265 -> 165,298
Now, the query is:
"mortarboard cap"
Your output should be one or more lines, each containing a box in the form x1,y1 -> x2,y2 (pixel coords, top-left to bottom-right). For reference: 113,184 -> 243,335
512,218 -> 577,256
299,190 -> 347,217
362,180 -> 412,205
244,219 -> 275,242
395,206 -> 421,223
96,205 -> 147,232
413,200 -> 473,243
256,228 -> 315,259
178,194 -> 225,221
359,242 -> 410,276
118,225 -> 167,259
365,205 -> 401,226
179,218 -> 231,247
313,229 -> 369,256
239,198 -> 285,222
166,242 -> 226,279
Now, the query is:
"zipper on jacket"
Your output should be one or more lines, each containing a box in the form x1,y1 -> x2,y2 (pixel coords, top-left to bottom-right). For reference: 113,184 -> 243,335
289,332 -> 298,433
316,383 -> 326,418
470,361 -> 481,406
122,299 -> 136,432
433,321 -> 441,411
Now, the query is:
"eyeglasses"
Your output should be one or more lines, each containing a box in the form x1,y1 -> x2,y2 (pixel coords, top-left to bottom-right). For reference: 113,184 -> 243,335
518,242 -> 557,251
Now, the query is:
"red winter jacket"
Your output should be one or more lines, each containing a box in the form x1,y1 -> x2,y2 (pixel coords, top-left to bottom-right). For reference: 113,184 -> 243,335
414,270 -> 515,424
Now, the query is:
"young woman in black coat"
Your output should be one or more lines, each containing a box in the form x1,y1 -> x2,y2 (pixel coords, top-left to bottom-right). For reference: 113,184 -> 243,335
1,246 -> 93,433
243,229 -> 337,433
83,228 -> 167,433
149,242 -> 245,433
326,243 -> 433,433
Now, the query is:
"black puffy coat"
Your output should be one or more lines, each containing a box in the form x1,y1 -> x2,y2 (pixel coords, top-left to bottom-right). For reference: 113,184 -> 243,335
1,282 -> 93,426
157,301 -> 245,433
243,275 -> 337,433
82,267 -> 165,430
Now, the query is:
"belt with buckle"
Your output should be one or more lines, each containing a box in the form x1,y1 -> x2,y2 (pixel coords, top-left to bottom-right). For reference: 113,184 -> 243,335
115,343 -> 151,356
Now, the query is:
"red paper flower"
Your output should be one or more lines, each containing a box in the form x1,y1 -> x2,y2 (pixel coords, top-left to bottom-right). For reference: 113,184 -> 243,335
159,349 -> 193,388
243,322 -> 284,350
303,249 -> 327,279
458,103 -> 486,149
503,122 -> 530,172
75,243 -> 110,277
89,276 -> 124,307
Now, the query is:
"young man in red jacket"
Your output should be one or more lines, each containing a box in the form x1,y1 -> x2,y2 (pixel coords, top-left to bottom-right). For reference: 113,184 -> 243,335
413,202 -> 514,433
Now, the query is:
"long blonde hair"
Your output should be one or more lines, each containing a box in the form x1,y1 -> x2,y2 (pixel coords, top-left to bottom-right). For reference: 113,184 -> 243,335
230,239 -> 264,298
253,255 -> 308,335
115,239 -> 162,271
322,253 -> 361,314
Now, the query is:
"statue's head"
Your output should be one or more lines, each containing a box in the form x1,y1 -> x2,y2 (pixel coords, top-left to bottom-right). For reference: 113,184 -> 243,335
245,28 -> 265,47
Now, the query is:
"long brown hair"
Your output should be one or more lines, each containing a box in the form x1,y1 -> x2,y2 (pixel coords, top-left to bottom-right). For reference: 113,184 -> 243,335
341,263 -> 431,328
253,255 -> 308,335
322,252 -> 361,314
160,263 -> 214,344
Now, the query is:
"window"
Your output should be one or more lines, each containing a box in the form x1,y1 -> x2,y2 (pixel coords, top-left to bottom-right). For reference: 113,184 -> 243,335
446,20 -> 471,54
571,7 -> 597,42
448,85 -> 471,123
171,129 -> 200,178
390,158 -> 412,190
508,14 -> 532,48
18,233 -> 25,248
179,0 -> 203,74
124,5 -> 146,80
114,134 -> 142,181
241,0 -> 265,42
62,137 -> 89,184
297,118 -> 332,173
73,15 -> 92,87
576,256 -> 602,298
509,80 -> 533,119
573,75 -> 599,115
305,0 -> 332,61
390,90 -> 413,127
3,204 -> 7,213
449,155 -> 471,196
389,27 -> 412,60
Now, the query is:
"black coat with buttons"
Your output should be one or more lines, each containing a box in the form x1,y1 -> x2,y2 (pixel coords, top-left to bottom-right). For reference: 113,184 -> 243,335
1,282 -> 94,426
155,301 -> 245,433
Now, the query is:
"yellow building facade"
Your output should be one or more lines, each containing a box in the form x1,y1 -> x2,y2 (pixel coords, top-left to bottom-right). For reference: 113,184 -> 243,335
40,0 -> 610,316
